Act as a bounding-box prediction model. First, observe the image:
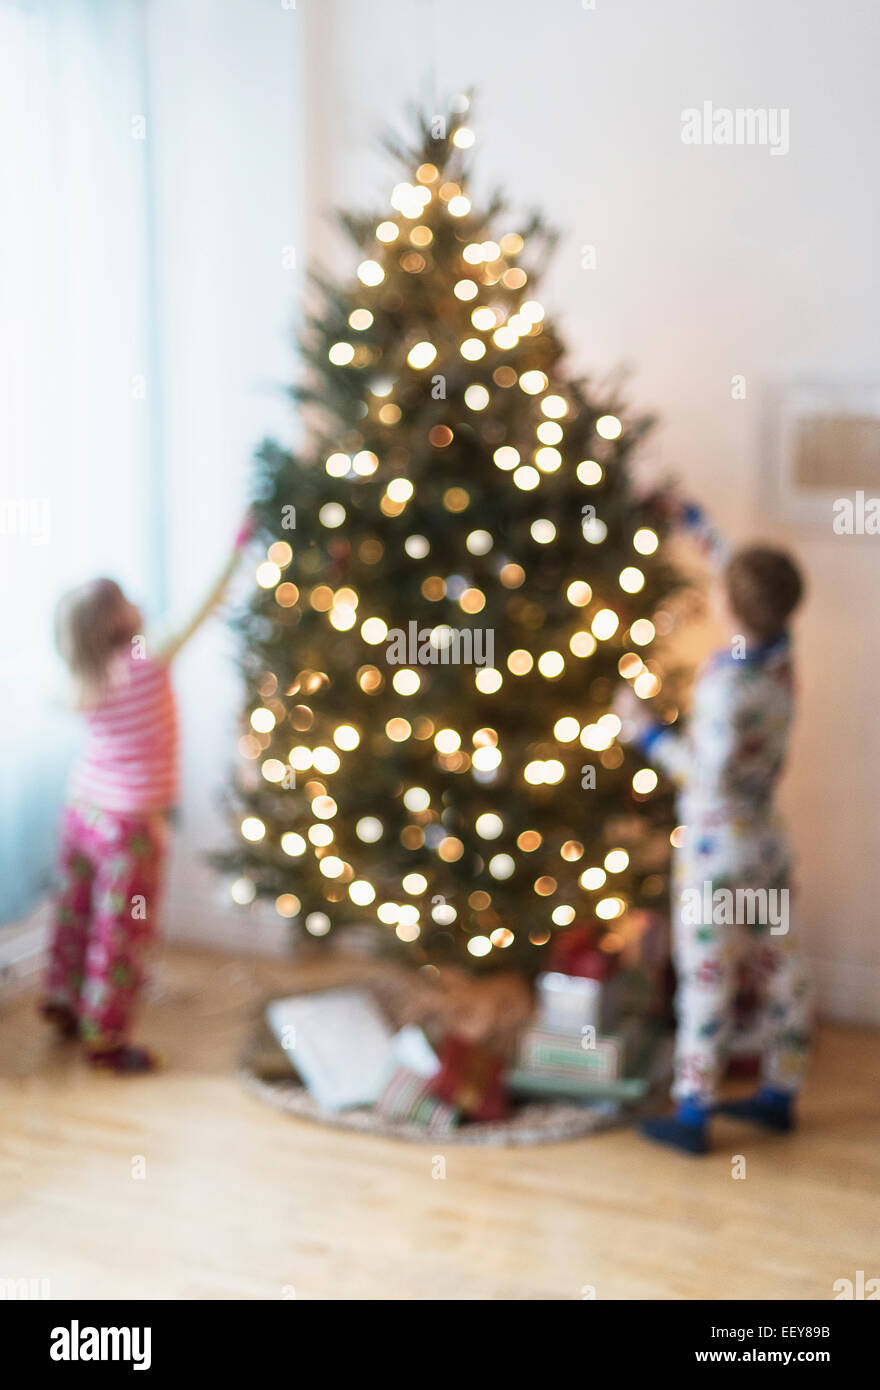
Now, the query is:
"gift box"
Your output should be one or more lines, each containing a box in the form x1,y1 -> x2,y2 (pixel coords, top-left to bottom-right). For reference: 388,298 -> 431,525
515,1026 -> 624,1083
535,971 -> 602,1034
548,924 -> 621,983
427,1035 -> 509,1121
376,1067 -> 460,1132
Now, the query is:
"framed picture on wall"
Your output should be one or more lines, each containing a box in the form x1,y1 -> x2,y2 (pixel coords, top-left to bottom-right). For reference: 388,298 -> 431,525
764,380 -> 880,529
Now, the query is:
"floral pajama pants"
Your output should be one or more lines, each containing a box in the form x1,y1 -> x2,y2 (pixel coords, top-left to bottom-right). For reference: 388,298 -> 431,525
46,803 -> 169,1048
671,818 -> 812,1104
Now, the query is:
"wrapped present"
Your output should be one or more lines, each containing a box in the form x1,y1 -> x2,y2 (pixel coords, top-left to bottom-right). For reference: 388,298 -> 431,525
515,1026 -> 624,1083
427,1035 -> 509,1121
536,971 -> 601,1034
548,924 -> 622,982
376,1067 -> 460,1132
506,1069 -> 649,1104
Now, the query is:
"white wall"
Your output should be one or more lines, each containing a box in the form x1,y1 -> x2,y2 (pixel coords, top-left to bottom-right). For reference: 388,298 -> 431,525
152,0 -> 880,1020
147,0 -> 306,953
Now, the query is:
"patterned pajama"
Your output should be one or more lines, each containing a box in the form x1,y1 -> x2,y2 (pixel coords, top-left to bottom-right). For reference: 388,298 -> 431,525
644,635 -> 812,1105
671,819 -> 811,1103
46,803 -> 168,1048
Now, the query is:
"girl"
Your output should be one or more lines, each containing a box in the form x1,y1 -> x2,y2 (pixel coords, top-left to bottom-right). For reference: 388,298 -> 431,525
617,500 -> 812,1153
42,519 -> 252,1072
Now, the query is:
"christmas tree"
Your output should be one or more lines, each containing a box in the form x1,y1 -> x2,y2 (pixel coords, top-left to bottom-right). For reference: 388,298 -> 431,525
224,99 -> 681,975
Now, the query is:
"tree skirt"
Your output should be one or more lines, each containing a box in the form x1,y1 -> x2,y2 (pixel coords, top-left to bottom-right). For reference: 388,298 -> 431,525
238,969 -> 668,1147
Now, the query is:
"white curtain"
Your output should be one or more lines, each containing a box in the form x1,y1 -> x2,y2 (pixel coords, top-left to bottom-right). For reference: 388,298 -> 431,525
0,0 -> 161,920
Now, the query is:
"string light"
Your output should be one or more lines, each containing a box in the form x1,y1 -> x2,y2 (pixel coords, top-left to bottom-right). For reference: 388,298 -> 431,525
634,528 -> 659,555
633,768 -> 658,794
357,260 -> 384,286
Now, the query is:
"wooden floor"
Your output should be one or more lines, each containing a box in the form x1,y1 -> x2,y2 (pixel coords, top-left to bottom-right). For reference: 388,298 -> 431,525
1,945 -> 877,1301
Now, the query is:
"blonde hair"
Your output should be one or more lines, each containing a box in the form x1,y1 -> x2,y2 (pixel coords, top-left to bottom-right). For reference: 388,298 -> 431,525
55,578 -> 135,707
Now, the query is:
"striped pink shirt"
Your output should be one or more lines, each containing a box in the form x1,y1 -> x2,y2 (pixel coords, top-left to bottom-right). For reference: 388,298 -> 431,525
69,654 -> 179,814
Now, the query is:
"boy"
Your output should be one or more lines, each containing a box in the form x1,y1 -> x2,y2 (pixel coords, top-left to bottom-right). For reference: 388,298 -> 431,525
619,522 -> 811,1153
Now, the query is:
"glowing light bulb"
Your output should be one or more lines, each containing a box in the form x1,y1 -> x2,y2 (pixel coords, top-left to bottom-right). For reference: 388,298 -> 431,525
596,414 -> 622,439
537,651 -> 565,678
619,566 -> 645,593
349,881 -> 375,906
361,617 -> 388,644
325,452 -> 350,477
541,394 -> 568,419
402,873 -> 427,895
489,854 -> 515,879
466,529 -> 492,555
447,194 -> 471,217
493,445 -> 520,470
328,342 -> 354,365
531,519 -> 556,544
357,260 -> 384,286
507,649 -> 533,675
570,631 -> 597,658
392,669 -> 420,696
591,609 -> 619,640
634,671 -> 661,699
535,447 -> 561,472
306,912 -> 331,936
632,768 -> 658,794
576,460 -> 603,486
407,341 -> 437,369
464,384 -> 489,411
434,729 -> 461,754
473,745 -> 502,771
403,787 -> 430,813
319,503 -> 345,528
333,724 -> 359,751
605,849 -> 629,873
241,817 -> 265,842
552,906 -> 576,926
231,878 -> 255,905
519,371 -> 548,395
580,867 -> 606,890
554,717 -> 580,742
596,896 -> 625,919
376,221 -> 399,242
567,581 -> 592,607
476,813 -> 503,839
250,708 -> 275,733
513,465 -> 539,490
634,528 -> 659,555
630,619 -> 655,646
387,477 -> 414,503
356,817 -> 383,842
475,667 -> 503,693
454,279 -> 478,300
353,450 -> 378,475
256,562 -> 281,588
467,936 -> 491,958
460,338 -> 486,361
349,309 -> 373,331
